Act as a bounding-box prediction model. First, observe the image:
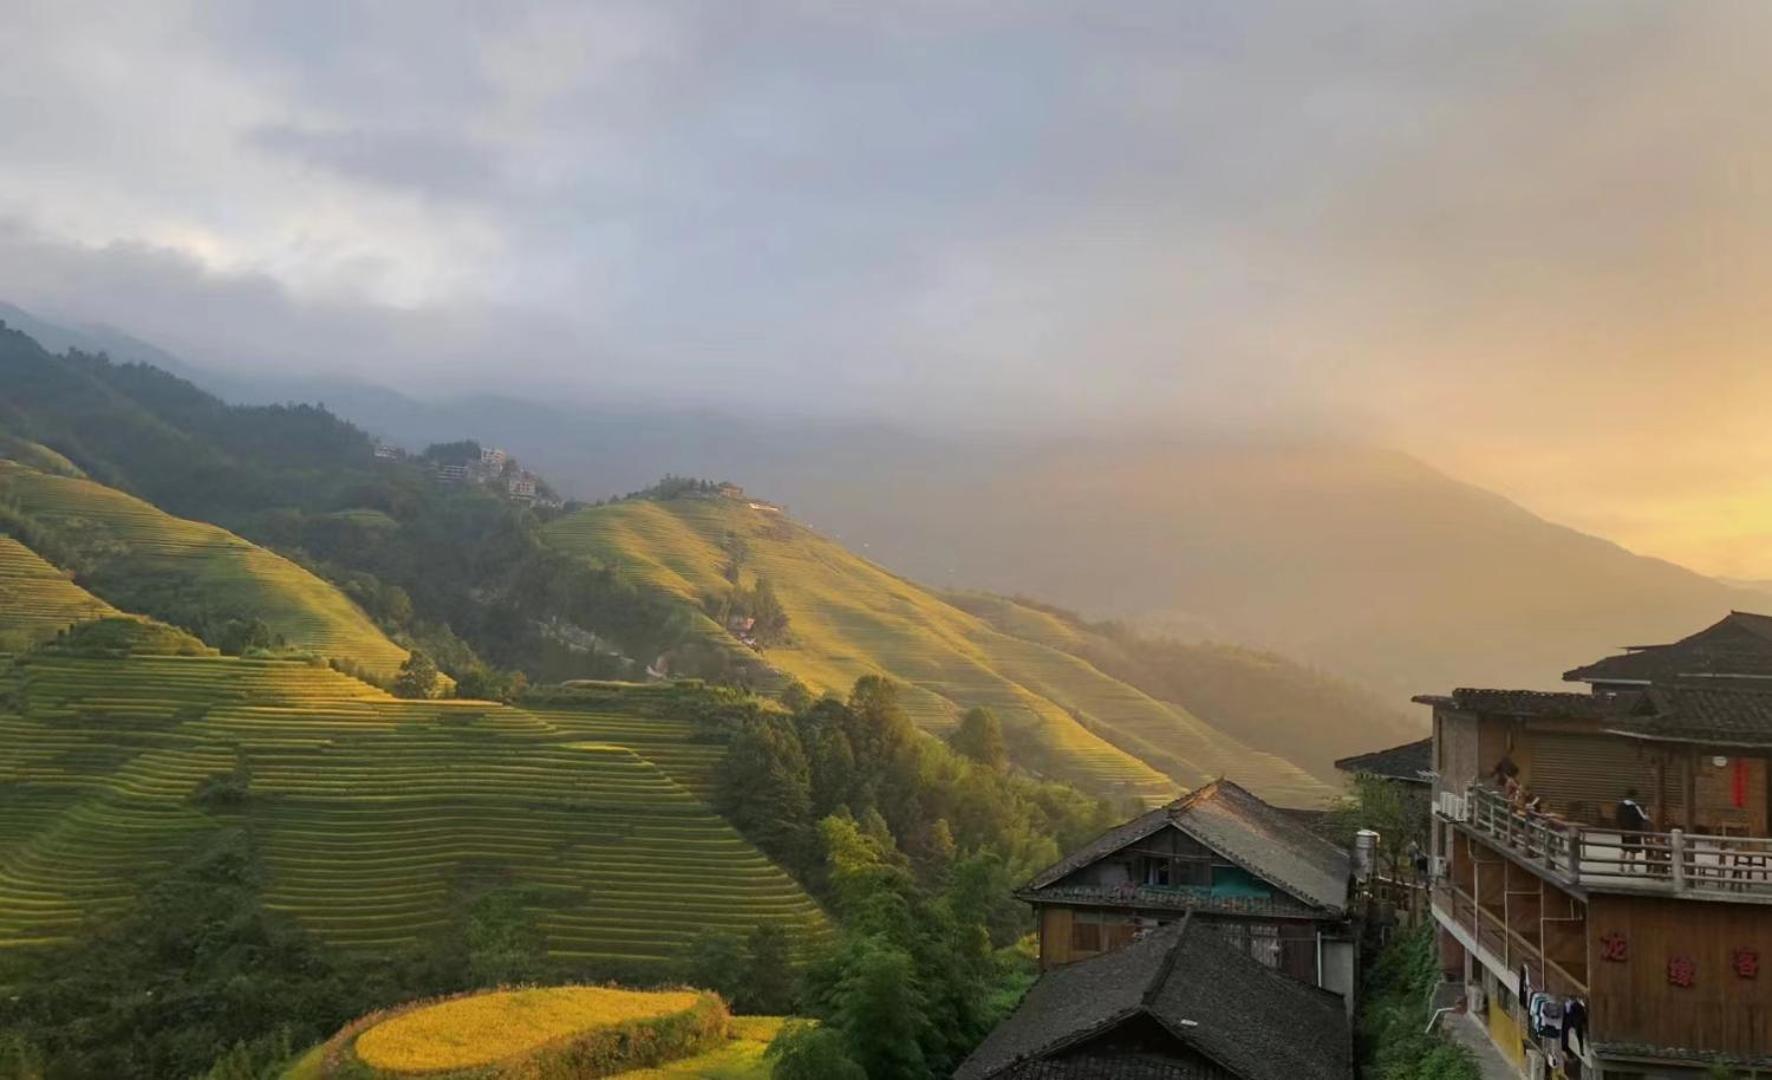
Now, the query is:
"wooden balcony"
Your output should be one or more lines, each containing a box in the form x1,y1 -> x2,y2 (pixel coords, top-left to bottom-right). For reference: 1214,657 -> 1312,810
1430,879 -> 1590,995
1442,784 -> 1772,903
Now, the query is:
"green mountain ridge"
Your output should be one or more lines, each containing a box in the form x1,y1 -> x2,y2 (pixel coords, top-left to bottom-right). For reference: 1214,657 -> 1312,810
0,459 -> 412,679
545,495 -> 1338,807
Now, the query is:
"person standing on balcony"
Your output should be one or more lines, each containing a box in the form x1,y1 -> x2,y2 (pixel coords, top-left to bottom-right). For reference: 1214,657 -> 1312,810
1617,789 -> 1651,871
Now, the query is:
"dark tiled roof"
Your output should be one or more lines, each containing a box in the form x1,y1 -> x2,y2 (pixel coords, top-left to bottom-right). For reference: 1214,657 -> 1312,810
1023,804 -> 1174,893
955,915 -> 1353,1080
1333,738 -> 1433,784
1000,1047 -> 1234,1079
1014,883 -> 1322,920
1565,611 -> 1772,684
1174,782 -> 1350,912
1605,686 -> 1772,748
1276,806 -> 1342,842
1446,688 -> 1621,718
1021,781 -> 1350,914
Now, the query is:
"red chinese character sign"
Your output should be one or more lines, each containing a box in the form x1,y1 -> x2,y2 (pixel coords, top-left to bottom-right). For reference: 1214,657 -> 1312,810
1667,955 -> 1696,988
1733,948 -> 1759,979
1599,932 -> 1628,963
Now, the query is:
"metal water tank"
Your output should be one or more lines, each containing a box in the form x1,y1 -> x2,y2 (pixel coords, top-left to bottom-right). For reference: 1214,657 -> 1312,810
1353,829 -> 1379,882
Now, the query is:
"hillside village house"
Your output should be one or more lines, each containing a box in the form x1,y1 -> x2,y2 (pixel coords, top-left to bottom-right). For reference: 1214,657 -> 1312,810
1016,779 -> 1357,1003
1424,612 -> 1772,1078
955,912 -> 1353,1080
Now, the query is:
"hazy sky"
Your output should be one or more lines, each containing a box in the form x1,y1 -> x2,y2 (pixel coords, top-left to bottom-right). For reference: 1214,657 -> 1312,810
2,1 -> 1770,577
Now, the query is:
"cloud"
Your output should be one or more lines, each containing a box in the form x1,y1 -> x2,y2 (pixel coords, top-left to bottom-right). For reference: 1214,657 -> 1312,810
2,1 -> 1771,572
245,125 -> 502,200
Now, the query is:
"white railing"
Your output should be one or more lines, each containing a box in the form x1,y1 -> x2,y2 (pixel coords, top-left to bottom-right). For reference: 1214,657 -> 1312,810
1455,784 -> 1772,900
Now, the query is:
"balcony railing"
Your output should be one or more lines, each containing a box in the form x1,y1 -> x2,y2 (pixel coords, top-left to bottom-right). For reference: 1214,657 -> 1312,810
1444,784 -> 1772,901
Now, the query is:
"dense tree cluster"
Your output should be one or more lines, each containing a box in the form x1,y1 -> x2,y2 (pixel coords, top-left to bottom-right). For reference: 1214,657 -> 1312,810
1358,924 -> 1481,1080
0,831 -> 412,1080
620,475 -> 732,502
704,677 -> 1119,1078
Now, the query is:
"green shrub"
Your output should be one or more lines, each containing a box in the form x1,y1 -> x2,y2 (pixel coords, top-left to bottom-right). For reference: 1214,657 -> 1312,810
38,616 -> 212,658
1358,925 -> 1480,1080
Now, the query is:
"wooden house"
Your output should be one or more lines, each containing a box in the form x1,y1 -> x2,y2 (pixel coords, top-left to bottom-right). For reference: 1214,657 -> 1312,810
1016,779 -> 1356,1001
955,911 -> 1353,1080
1424,614 -> 1772,1077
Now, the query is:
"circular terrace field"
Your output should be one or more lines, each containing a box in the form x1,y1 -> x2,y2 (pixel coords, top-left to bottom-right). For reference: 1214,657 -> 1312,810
352,987 -> 704,1074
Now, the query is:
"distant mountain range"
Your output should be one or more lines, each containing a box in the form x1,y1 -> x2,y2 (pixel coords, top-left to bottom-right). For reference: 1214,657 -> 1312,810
5,299 -> 1753,708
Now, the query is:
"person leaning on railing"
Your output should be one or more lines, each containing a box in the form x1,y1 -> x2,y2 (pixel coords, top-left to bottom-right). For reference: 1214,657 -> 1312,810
1616,789 -> 1651,870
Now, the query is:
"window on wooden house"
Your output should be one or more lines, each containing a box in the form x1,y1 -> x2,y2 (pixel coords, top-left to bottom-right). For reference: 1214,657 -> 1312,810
1140,856 -> 1171,886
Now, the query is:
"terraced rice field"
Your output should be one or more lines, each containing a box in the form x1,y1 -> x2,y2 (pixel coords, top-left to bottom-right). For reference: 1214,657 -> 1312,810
0,536 -> 118,651
0,461 -> 410,679
546,499 -> 1335,807
353,987 -> 704,1073
525,706 -> 725,799
0,654 -> 827,961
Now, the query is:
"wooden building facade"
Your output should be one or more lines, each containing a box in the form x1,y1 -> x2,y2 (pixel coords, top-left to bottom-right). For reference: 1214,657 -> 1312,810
1425,616 -> 1772,1077
1017,780 -> 1356,1002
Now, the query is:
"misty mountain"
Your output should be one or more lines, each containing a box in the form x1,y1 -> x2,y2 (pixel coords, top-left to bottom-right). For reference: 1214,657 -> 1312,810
290,378 -> 1752,703
256,397 -> 1772,704
754,439 -> 1760,700
6,300 -> 1752,704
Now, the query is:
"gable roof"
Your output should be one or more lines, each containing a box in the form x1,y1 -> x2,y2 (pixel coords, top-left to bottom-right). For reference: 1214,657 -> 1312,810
1333,737 -> 1432,784
1564,611 -> 1772,684
1021,780 -> 1350,914
1605,685 -> 1772,748
954,914 -> 1352,1080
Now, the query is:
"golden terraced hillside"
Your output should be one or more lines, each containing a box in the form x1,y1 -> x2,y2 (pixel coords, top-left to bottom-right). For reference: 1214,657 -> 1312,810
0,460 -> 410,679
545,496 -> 1333,807
0,655 -> 827,961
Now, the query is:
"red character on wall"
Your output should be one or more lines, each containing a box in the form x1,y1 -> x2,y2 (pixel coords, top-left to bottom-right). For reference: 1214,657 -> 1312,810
1599,932 -> 1628,962
1667,955 -> 1696,988
1733,948 -> 1759,979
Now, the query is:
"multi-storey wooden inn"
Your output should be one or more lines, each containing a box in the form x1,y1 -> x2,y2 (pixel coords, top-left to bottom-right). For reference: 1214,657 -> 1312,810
1016,779 -> 1357,1002
1423,613 -> 1772,1078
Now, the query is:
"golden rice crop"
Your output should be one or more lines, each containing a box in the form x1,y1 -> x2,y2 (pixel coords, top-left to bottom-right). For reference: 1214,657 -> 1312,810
352,986 -> 703,1073
608,1016 -> 791,1080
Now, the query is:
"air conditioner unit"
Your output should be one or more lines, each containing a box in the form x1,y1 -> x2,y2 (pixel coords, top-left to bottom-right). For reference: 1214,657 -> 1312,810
1526,1048 -> 1546,1080
1437,792 -> 1468,822
1429,856 -> 1449,880
1467,986 -> 1485,1014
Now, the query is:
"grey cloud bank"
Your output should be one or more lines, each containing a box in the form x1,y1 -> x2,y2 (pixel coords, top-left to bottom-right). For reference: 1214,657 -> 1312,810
2,1 -> 1771,572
